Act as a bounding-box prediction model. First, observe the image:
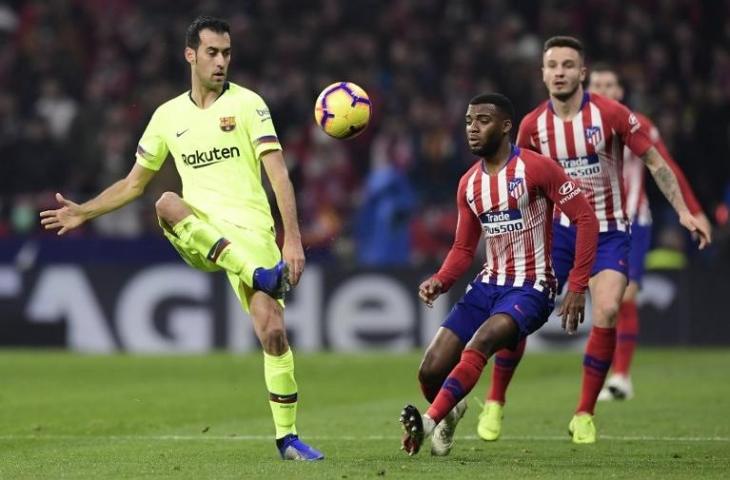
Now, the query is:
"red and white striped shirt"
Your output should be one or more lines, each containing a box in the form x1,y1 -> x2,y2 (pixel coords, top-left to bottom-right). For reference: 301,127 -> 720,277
434,146 -> 598,294
623,112 -> 702,227
517,92 -> 653,232
623,143 -> 652,227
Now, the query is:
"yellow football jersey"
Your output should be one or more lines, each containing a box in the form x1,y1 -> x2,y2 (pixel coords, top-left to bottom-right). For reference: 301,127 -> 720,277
135,82 -> 282,231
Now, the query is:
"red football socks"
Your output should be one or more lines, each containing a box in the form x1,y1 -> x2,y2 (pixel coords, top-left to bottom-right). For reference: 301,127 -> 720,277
613,301 -> 638,375
426,349 -> 487,424
487,337 -> 527,404
576,326 -> 616,414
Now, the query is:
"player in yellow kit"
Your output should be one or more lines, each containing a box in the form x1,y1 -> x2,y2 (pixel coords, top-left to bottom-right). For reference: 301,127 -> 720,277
39,16 -> 324,461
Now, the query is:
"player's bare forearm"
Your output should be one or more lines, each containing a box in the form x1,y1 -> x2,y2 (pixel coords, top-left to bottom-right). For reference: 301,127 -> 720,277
80,177 -> 146,220
262,150 -> 305,283
262,151 -> 302,241
642,147 -> 710,247
40,162 -> 155,235
642,147 -> 690,216
273,181 -> 301,241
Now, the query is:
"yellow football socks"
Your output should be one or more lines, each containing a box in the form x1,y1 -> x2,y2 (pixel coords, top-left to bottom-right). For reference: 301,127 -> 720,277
264,348 -> 298,439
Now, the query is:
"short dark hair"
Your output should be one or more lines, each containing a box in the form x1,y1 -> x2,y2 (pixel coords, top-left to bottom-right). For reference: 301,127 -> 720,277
469,93 -> 515,122
591,62 -> 621,84
543,36 -> 584,58
186,15 -> 230,50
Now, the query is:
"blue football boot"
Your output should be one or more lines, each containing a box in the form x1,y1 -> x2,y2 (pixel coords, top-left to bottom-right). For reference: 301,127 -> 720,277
252,260 -> 291,299
276,434 -> 324,461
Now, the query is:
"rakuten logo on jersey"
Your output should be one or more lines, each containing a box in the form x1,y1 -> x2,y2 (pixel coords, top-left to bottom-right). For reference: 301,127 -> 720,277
182,146 -> 240,169
558,180 -> 582,204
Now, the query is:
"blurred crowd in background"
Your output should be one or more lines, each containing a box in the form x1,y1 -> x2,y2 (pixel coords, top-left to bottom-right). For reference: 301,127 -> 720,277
1,0 -> 729,266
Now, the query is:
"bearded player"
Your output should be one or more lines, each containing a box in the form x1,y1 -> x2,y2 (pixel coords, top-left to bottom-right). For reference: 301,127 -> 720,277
40,16 -> 323,461
399,93 -> 598,456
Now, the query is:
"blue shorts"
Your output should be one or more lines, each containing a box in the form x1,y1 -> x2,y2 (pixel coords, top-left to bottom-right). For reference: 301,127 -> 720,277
552,222 -> 630,293
441,280 -> 555,346
628,223 -> 652,284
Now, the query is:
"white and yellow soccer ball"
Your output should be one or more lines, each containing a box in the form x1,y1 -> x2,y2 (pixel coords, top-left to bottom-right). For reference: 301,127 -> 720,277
314,82 -> 371,139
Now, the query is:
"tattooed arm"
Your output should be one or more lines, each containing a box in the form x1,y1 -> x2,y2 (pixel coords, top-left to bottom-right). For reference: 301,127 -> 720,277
641,146 -> 712,249
642,147 -> 690,214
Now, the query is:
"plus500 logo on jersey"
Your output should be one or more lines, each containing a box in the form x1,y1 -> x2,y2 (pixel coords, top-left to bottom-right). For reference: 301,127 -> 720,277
479,209 -> 524,236
559,153 -> 601,178
182,146 -> 240,169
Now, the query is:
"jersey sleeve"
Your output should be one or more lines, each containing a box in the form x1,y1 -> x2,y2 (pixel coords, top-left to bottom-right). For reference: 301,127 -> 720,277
610,102 -> 653,158
135,108 -> 169,171
530,155 -> 598,293
653,137 -> 703,215
432,173 -> 482,292
516,115 -> 538,152
245,93 -> 283,159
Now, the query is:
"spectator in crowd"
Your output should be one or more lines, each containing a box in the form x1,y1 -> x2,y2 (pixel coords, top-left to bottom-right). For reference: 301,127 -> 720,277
1,0 -> 728,267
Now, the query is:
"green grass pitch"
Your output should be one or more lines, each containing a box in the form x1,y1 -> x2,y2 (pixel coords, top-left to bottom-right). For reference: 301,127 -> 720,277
1,349 -> 729,479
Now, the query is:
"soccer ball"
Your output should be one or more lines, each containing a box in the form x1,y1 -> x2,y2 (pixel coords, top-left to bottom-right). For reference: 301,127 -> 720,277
314,82 -> 371,139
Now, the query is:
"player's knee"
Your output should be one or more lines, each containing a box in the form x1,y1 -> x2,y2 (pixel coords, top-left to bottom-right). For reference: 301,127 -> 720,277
593,299 -> 620,326
417,363 -> 440,387
155,192 -> 183,220
467,331 -> 496,356
417,354 -> 445,386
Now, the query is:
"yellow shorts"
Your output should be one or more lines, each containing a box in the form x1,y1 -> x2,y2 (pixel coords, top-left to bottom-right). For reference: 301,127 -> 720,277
159,208 -> 282,312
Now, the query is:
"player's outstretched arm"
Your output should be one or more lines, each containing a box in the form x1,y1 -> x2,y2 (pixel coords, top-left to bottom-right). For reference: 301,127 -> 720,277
261,150 -> 305,286
641,146 -> 711,249
40,162 -> 156,235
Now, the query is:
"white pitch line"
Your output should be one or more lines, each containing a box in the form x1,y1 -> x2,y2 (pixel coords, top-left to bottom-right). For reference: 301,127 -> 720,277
0,434 -> 728,442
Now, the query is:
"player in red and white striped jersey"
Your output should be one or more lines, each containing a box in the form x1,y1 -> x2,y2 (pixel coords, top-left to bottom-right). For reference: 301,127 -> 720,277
479,36 -> 712,445
399,93 -> 598,457
588,64 -> 711,401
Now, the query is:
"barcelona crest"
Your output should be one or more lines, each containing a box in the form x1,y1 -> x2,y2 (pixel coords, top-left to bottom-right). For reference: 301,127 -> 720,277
219,116 -> 236,132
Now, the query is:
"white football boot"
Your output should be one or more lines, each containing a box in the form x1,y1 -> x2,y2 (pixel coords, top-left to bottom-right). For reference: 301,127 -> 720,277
598,374 -> 634,401
430,399 -> 468,456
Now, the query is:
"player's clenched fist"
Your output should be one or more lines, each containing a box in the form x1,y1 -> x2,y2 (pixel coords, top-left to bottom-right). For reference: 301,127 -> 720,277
418,277 -> 443,308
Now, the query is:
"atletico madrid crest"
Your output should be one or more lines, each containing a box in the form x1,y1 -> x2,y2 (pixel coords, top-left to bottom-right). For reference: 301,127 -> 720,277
509,178 -> 525,200
219,116 -> 236,132
584,125 -> 602,146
